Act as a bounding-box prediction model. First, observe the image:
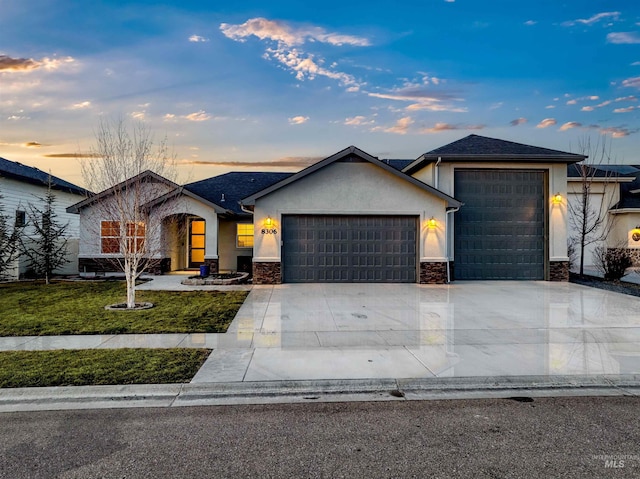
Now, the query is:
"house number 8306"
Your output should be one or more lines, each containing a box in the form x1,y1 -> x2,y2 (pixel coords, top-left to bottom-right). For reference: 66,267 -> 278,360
261,228 -> 278,235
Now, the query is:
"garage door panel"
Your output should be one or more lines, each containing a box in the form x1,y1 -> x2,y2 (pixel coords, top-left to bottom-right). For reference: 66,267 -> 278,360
283,215 -> 417,283
454,170 -> 545,280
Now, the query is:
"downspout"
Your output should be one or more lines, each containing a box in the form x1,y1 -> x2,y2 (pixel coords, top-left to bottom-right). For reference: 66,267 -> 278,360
445,206 -> 460,283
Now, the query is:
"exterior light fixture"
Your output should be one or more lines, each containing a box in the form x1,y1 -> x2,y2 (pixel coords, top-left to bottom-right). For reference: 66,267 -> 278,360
632,226 -> 640,242
428,217 -> 437,229
265,216 -> 273,227
553,193 -> 563,204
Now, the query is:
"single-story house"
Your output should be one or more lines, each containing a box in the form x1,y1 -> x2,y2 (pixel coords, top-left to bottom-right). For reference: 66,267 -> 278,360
567,164 -> 640,269
68,135 -> 588,284
0,157 -> 87,279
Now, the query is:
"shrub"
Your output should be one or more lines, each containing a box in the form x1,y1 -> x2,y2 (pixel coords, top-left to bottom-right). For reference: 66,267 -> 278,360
594,247 -> 632,281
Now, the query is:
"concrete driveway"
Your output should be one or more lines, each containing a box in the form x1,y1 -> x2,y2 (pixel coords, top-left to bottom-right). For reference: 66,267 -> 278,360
192,281 -> 640,383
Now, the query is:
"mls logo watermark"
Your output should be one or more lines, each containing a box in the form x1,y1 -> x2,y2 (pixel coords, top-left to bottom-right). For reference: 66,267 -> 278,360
592,454 -> 639,469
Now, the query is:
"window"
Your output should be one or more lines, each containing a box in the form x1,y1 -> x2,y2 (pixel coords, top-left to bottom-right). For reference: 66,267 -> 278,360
15,210 -> 26,227
101,221 -> 120,253
236,223 -> 254,248
100,221 -> 146,254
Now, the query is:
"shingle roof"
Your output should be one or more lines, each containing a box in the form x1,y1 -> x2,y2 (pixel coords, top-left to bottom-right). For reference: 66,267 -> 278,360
567,164 -> 639,179
184,172 -> 294,215
424,134 -> 585,158
0,156 -> 87,195
380,159 -> 414,171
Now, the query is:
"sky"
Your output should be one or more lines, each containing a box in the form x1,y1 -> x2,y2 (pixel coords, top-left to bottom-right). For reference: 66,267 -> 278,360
2,0 -> 640,188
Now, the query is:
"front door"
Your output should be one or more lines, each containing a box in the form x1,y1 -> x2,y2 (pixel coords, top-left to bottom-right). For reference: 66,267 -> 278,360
189,219 -> 206,268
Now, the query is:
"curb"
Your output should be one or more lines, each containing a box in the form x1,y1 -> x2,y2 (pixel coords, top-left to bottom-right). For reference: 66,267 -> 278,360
1,375 -> 639,412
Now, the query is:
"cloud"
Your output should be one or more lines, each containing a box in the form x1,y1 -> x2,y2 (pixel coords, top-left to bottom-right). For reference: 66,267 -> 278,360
25,141 -> 43,148
622,77 -> 640,89
524,20 -> 537,26
600,127 -> 635,138
220,18 -> 368,91
562,11 -> 620,27
536,118 -> 556,128
613,106 -> 636,113
189,35 -> 209,43
581,106 -> 594,111
368,85 -> 466,112
632,61 -> 640,66
615,95 -> 637,102
44,153 -> 102,158
607,32 -> 640,44
559,122 -> 582,131
344,116 -> 374,126
379,116 -> 414,135
510,118 -> 527,126
566,99 -> 577,105
422,122 -> 485,133
545,105 -> 555,109
180,157 -> 322,168
220,18 -> 370,47
0,54 -> 75,72
131,111 -> 146,120
288,115 -> 309,125
68,101 -> 91,110
184,111 -> 211,121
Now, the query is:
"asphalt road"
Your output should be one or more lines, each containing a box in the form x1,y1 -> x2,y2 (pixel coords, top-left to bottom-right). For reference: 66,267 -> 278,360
0,396 -> 639,478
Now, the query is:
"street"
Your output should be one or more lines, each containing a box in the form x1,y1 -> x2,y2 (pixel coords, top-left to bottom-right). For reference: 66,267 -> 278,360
0,396 -> 638,478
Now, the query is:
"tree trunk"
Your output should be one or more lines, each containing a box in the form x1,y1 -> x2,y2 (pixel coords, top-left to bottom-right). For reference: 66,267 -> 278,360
125,261 -> 136,308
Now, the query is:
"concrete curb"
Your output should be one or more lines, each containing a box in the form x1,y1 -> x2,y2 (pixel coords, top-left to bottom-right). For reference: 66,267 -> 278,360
1,375 -> 639,412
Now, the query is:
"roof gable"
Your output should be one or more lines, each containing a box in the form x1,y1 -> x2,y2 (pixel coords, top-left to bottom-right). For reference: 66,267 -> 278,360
0,157 -> 87,196
241,145 -> 461,208
66,170 -> 176,214
404,134 -> 586,173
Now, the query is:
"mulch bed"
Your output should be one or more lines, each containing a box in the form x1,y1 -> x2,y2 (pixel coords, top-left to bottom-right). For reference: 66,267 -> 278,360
569,273 -> 640,298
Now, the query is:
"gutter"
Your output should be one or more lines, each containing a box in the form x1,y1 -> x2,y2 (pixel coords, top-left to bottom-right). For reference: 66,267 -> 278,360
445,205 -> 461,283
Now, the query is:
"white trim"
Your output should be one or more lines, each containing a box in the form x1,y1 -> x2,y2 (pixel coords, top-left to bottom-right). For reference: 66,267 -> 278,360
610,208 -> 640,214
420,257 -> 448,262
550,256 -> 570,262
204,255 -> 219,260
253,257 -> 280,262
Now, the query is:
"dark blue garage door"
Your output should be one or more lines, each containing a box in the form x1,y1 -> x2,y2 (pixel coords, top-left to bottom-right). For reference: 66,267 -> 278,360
282,215 -> 417,283
454,169 -> 546,280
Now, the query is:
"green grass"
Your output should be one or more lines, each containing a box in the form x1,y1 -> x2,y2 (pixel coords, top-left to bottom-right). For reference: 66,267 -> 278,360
0,281 -> 248,336
0,348 -> 210,388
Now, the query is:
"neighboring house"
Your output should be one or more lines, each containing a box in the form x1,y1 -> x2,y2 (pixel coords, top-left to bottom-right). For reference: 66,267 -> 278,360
69,135 -> 585,284
567,164 -> 640,269
0,157 -> 87,279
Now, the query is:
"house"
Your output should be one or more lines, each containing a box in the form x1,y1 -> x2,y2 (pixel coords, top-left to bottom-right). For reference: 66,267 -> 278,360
0,157 -> 87,279
567,164 -> 640,269
69,135 -> 586,283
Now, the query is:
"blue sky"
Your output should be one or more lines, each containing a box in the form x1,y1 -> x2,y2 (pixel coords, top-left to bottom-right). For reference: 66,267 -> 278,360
2,0 -> 640,187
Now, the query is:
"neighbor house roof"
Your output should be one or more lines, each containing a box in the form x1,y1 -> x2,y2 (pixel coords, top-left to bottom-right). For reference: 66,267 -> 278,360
403,134 -> 586,173
567,164 -> 638,180
184,172 -> 294,216
240,145 -> 462,208
0,156 -> 88,196
610,165 -> 640,211
380,159 -> 414,171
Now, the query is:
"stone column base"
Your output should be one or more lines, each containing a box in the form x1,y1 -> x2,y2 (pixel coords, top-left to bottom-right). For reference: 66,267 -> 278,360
549,261 -> 569,281
253,262 -> 281,284
420,262 -> 448,284
204,258 -> 219,274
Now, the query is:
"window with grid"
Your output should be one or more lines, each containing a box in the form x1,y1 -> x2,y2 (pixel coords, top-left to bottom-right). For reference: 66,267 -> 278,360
100,221 -> 120,253
126,222 -> 146,253
236,224 -> 254,248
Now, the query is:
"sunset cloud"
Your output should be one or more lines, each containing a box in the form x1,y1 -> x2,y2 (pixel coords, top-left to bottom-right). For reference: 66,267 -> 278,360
422,122 -> 485,133
600,127 -> 635,138
344,116 -> 374,126
510,117 -> 527,126
622,77 -> 640,89
379,116 -> 414,135
180,157 -> 321,168
368,85 -> 466,112
559,121 -> 582,131
536,118 -> 556,128
288,115 -> 309,125
0,54 -> 75,72
613,106 -> 636,113
189,35 -> 209,43
184,111 -> 211,121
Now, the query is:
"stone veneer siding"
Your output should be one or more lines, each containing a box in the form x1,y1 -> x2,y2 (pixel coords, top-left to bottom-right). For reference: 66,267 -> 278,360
253,261 -> 281,284
420,261 -> 448,284
204,258 -> 219,274
549,261 -> 569,282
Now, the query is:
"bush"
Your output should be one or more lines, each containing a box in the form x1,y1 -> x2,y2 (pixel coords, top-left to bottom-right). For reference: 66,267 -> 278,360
594,247 -> 632,280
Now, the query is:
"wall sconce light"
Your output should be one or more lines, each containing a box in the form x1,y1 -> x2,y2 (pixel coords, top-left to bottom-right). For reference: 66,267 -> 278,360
427,217 -> 437,229
553,193 -> 563,204
632,226 -> 640,242
265,216 -> 273,227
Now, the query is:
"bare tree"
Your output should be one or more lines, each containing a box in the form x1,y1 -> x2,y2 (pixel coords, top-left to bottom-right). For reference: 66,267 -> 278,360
567,135 -> 619,276
81,118 -> 178,308
20,176 -> 70,284
0,194 -> 21,281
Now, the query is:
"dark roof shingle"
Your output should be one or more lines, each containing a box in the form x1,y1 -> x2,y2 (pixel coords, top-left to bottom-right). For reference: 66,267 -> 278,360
184,172 -> 294,215
0,157 -> 87,195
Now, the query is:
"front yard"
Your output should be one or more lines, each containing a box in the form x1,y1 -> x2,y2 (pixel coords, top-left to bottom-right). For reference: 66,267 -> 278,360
0,281 -> 248,336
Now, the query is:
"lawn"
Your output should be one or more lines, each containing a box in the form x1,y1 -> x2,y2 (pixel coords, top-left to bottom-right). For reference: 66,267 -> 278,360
0,348 -> 210,388
0,281 -> 248,336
